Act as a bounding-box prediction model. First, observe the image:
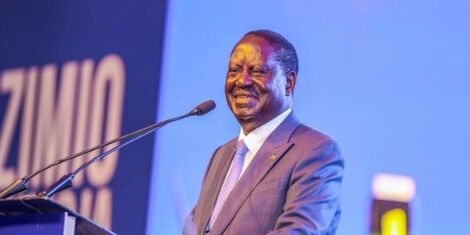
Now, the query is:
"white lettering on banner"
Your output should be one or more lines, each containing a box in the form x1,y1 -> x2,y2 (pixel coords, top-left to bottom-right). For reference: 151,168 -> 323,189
31,63 -> 77,187
73,59 -> 94,187
0,69 -> 24,184
0,54 -> 126,229
94,187 -> 113,228
86,55 -> 125,187
17,67 -> 38,179
79,187 -> 94,218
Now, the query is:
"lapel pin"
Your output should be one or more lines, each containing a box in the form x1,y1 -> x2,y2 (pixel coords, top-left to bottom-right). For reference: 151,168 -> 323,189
269,153 -> 277,160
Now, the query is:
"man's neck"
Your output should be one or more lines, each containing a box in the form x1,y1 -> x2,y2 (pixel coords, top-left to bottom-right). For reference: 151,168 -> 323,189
239,108 -> 292,138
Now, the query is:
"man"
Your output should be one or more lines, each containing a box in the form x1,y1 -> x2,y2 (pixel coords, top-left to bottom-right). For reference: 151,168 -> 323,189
185,30 -> 344,235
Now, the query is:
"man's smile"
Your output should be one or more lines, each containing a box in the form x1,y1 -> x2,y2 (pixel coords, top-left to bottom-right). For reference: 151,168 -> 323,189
233,93 -> 258,104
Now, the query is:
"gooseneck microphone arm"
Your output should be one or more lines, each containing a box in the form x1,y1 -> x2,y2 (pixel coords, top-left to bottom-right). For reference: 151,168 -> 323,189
0,100 -> 216,199
38,110 -> 195,198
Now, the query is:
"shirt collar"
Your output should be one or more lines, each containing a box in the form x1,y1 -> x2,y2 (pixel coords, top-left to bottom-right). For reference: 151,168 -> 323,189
238,108 -> 292,154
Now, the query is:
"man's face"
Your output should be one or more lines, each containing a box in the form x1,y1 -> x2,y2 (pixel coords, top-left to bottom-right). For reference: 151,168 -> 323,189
225,35 -> 293,133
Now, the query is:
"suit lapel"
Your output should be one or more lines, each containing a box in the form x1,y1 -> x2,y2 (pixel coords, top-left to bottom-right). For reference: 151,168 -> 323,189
197,140 -> 237,234
210,114 -> 301,234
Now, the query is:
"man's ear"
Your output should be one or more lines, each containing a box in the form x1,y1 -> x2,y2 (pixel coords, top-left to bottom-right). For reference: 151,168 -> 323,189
285,71 -> 297,96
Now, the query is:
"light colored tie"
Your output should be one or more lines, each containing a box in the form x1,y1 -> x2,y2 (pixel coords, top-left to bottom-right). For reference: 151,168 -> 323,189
209,140 -> 248,228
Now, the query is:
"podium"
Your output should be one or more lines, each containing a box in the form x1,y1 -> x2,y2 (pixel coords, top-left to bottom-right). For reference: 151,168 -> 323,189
0,198 -> 115,235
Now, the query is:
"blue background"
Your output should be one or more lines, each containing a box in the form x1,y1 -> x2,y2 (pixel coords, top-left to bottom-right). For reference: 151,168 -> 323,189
0,1 -> 166,234
1,0 -> 469,234
148,0 -> 470,234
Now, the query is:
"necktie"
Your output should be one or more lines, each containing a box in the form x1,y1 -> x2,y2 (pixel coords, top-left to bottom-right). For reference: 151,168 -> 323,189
209,140 -> 249,228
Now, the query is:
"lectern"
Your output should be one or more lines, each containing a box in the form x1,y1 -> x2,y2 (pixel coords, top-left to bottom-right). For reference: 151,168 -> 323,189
0,198 -> 115,235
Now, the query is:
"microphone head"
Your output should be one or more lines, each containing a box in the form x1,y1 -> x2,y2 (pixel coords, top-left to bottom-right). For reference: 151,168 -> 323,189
193,100 -> 216,115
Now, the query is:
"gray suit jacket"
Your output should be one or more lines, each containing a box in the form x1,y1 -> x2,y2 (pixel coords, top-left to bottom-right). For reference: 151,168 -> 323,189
185,114 -> 344,235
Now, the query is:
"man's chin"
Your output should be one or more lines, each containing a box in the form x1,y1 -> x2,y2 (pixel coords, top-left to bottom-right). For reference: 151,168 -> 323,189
238,115 -> 254,122
231,105 -> 260,121
234,111 -> 255,122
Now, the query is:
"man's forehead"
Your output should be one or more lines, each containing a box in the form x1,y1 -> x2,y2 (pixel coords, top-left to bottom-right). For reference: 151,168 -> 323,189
231,37 -> 278,61
231,43 -> 261,56
238,35 -> 281,51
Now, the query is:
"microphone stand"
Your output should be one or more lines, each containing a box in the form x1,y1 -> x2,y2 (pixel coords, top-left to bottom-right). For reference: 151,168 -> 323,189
0,100 -> 215,199
38,111 -> 194,198
0,119 -> 163,199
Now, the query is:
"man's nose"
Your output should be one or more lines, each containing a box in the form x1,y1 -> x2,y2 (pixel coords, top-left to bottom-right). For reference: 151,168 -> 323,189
236,72 -> 253,87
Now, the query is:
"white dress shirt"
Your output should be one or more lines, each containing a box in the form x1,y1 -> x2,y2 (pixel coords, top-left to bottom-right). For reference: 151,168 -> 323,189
232,108 -> 292,179
209,108 -> 292,228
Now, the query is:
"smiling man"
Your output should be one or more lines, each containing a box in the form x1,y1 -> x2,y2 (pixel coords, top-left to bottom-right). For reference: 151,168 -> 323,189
184,30 -> 344,235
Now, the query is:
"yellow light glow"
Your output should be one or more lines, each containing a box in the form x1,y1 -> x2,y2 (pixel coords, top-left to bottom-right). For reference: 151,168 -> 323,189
381,208 -> 407,235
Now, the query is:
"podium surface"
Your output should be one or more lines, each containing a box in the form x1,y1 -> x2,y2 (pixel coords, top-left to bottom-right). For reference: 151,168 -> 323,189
0,198 -> 115,235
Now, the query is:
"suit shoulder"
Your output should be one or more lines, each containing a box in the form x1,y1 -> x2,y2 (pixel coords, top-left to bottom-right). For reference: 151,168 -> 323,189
209,137 -> 237,158
290,124 -> 343,165
291,124 -> 336,146
219,137 -> 238,149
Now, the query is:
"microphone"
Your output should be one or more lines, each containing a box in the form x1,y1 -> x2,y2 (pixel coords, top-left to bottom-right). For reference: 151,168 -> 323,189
191,100 -> 216,116
0,100 -> 216,199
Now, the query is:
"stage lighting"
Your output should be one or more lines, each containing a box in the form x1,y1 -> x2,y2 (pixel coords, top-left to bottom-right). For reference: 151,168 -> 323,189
370,173 -> 416,235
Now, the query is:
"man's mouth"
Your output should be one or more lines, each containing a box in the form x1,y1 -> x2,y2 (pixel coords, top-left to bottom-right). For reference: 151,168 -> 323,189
233,90 -> 258,99
234,94 -> 256,99
233,93 -> 257,106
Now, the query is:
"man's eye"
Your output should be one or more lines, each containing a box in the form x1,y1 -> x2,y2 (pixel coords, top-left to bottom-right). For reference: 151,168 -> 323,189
229,68 -> 239,73
252,69 -> 265,75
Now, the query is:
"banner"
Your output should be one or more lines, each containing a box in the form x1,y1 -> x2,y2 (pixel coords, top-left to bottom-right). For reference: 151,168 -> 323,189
0,1 -> 167,234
